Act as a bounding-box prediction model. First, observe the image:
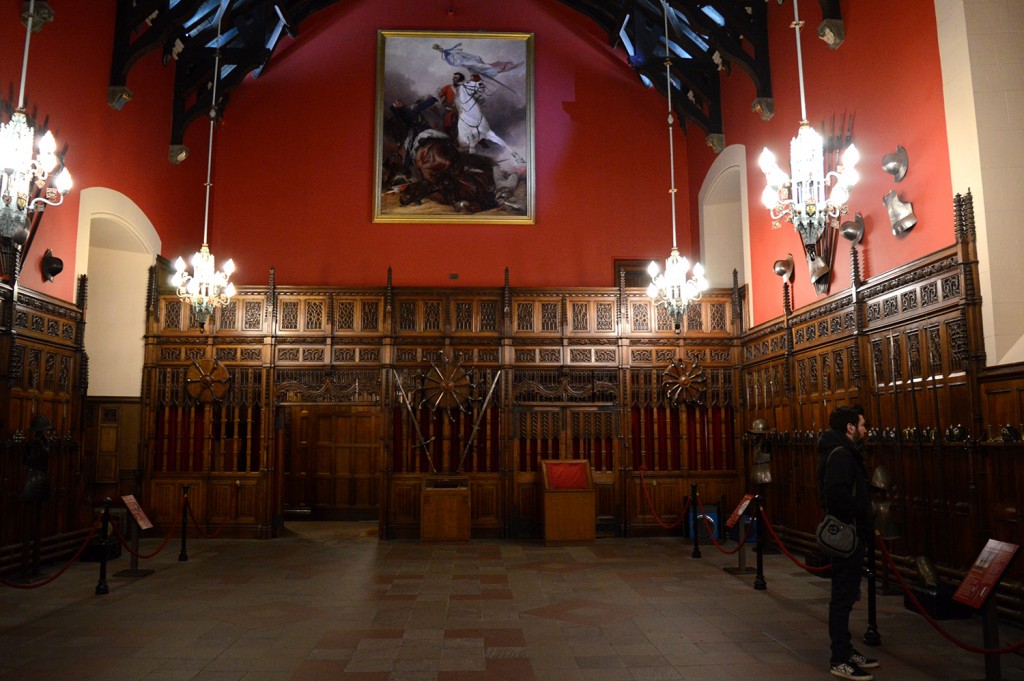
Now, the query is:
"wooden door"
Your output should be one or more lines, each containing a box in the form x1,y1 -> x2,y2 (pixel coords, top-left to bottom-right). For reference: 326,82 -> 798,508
282,405 -> 382,520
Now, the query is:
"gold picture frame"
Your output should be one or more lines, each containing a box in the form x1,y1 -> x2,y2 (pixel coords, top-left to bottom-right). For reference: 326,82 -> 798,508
374,30 -> 535,224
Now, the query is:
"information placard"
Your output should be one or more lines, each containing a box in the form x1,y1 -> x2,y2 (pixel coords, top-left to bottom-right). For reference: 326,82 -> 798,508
121,495 -> 154,530
952,539 -> 1020,609
726,493 -> 755,529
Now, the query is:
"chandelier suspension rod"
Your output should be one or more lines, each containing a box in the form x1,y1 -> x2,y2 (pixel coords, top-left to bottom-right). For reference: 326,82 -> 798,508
202,13 -> 225,248
17,0 -> 36,109
662,0 -> 678,251
791,0 -> 808,122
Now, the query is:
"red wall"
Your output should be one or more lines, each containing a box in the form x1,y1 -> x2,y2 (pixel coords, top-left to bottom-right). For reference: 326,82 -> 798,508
3,0 -> 953,317
687,0 -> 953,326
205,0 -> 692,289
0,0 -> 206,300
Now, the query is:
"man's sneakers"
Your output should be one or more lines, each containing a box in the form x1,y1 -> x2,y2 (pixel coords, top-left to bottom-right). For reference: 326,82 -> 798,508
830,661 -> 873,680
849,650 -> 880,669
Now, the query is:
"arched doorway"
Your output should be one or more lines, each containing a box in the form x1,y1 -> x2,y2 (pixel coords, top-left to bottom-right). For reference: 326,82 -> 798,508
698,144 -> 751,321
75,187 -> 160,500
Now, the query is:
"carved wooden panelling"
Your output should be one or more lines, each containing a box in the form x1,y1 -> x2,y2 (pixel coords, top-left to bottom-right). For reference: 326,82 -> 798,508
164,300 -> 182,330
901,290 -> 918,313
515,349 -> 535,363
921,282 -> 939,307
305,301 -> 324,330
243,301 -> 263,330
941,274 -> 962,300
216,347 -> 237,361
539,348 -> 560,363
479,301 -> 497,332
631,303 -> 650,332
399,301 -> 416,331
883,296 -> 899,318
240,348 -> 261,362
686,303 -> 702,331
711,303 -> 726,331
337,301 -> 355,330
655,350 -> 675,364
516,303 -> 534,332
596,303 -> 614,331
335,347 -> 357,362
423,301 -> 441,331
632,349 -> 653,363
456,302 -> 473,331
280,301 -> 299,330
572,303 -> 588,331
541,302 -> 558,331
221,301 -> 237,329
656,306 -> 673,332
570,349 -> 591,363
302,348 -> 325,362
362,301 -> 380,331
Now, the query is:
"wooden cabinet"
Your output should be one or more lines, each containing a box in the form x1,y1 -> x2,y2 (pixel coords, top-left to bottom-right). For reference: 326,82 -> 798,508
420,480 -> 471,541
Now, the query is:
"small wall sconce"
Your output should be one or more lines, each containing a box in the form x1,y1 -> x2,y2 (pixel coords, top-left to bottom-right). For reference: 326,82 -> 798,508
41,249 -> 63,281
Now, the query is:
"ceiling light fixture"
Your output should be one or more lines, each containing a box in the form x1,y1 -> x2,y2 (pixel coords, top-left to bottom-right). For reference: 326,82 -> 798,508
0,0 -> 72,250
758,0 -> 859,286
171,4 -> 236,332
646,0 -> 709,333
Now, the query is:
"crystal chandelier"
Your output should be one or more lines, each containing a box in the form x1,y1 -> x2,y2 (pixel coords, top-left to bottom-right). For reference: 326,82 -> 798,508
171,10 -> 235,331
758,0 -> 859,275
0,0 -> 73,246
646,0 -> 709,333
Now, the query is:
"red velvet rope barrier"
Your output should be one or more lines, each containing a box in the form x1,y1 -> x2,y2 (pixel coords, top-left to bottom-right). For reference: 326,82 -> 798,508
759,509 -> 832,573
109,501 -> 181,559
0,519 -> 103,589
637,467 -> 688,529
185,484 -> 237,539
877,538 -> 1024,655
695,495 -> 751,555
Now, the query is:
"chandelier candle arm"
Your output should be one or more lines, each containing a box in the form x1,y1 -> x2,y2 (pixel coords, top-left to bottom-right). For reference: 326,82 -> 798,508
0,0 -> 73,242
646,0 -> 709,332
758,0 -> 859,258
171,10 -> 236,331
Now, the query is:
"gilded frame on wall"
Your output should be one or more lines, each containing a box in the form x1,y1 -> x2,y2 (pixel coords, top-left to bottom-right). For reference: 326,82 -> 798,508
373,30 -> 535,224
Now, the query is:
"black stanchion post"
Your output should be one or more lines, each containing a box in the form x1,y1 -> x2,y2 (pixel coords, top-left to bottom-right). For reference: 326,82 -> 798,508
753,495 -> 766,590
95,498 -> 110,595
690,484 -> 701,559
179,485 -> 190,562
982,595 -> 1000,681
863,537 -> 881,646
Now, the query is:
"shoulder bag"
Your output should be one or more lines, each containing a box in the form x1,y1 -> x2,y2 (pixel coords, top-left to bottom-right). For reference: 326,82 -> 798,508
816,447 -> 858,558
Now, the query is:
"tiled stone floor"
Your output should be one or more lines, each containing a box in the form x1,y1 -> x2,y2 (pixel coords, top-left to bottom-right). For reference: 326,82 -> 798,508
1,522 -> 1022,681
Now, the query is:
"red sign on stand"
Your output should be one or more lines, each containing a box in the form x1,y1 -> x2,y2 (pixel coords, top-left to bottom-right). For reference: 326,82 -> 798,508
121,495 -> 154,530
726,494 -> 755,529
952,539 -> 1020,609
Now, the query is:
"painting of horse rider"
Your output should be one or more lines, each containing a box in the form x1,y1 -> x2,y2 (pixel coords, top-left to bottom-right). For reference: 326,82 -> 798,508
374,31 -> 534,224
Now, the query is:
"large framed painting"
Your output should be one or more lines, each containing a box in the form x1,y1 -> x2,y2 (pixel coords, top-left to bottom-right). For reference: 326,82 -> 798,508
374,30 -> 535,224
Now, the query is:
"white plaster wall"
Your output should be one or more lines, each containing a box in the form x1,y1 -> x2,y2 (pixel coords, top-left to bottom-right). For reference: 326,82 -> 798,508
698,144 -> 751,322
84,246 -> 153,396
936,0 -> 1024,365
76,187 -> 160,397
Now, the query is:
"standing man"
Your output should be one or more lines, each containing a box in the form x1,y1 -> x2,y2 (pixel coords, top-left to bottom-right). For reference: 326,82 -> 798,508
818,406 -> 879,680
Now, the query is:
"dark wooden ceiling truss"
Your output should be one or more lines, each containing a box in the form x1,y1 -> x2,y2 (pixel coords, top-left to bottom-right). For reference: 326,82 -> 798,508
106,0 -> 843,161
